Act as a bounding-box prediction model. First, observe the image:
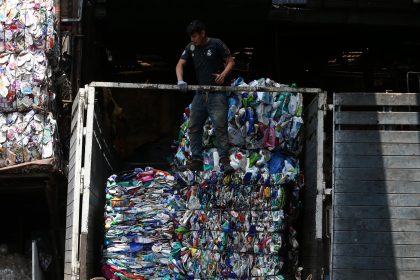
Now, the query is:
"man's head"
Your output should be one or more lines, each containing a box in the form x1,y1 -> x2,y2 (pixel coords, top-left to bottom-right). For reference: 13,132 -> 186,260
187,20 -> 207,46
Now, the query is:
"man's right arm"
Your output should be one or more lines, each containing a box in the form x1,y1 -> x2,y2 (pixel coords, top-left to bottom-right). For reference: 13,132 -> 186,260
176,58 -> 187,82
176,58 -> 188,92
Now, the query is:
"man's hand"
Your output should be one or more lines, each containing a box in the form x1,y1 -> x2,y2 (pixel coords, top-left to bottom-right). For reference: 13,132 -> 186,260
177,80 -> 188,93
213,73 -> 226,85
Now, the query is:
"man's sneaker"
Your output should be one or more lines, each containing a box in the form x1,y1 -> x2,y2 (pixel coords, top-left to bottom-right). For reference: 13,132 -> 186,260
178,160 -> 203,172
220,157 -> 235,175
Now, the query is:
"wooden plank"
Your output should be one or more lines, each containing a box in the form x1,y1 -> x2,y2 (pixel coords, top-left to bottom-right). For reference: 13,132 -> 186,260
66,202 -> 73,214
333,256 -> 420,270
71,90 -> 80,113
90,81 -> 322,94
67,195 -> 74,207
65,239 -> 72,251
334,231 -> 420,245
313,93 -> 325,240
335,193 -> 420,207
65,89 -> 86,280
333,244 -> 420,257
79,232 -> 88,280
69,133 -> 77,151
66,214 -> 73,227
334,206 -> 420,219
335,155 -> 420,168
334,218 -> 420,232
65,250 -> 72,262
335,143 -> 420,156
335,168 -> 420,181
81,85 -> 95,235
64,264 -> 72,277
65,226 -> 73,239
333,269 -> 420,280
335,130 -> 420,144
336,112 -> 420,125
70,110 -> 81,132
67,188 -> 74,203
334,92 -> 420,106
334,180 -> 420,194
67,165 -> 75,184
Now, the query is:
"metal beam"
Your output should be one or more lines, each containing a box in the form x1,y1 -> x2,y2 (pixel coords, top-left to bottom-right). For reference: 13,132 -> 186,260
269,9 -> 420,28
89,81 -> 322,93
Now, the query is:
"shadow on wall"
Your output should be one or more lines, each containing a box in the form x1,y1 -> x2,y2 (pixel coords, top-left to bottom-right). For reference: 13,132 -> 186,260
331,91 -> 420,279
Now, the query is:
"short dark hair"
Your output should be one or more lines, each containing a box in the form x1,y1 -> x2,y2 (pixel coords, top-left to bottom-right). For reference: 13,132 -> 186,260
187,20 -> 206,36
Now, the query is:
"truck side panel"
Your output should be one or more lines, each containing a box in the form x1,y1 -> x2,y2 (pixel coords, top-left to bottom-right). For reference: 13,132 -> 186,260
79,86 -> 115,280
65,89 -> 86,280
332,92 -> 420,280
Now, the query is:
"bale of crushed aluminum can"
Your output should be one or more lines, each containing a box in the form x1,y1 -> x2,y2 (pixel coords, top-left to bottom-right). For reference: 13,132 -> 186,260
0,110 -> 58,167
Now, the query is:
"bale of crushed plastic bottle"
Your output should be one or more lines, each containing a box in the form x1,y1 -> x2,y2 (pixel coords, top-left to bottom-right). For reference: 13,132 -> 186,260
101,168 -> 186,280
170,77 -> 304,279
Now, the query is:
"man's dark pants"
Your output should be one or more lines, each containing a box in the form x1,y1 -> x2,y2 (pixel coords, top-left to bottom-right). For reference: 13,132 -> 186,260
189,91 -> 229,161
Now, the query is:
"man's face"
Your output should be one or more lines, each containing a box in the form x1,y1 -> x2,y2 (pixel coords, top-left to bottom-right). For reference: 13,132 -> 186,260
190,31 -> 206,46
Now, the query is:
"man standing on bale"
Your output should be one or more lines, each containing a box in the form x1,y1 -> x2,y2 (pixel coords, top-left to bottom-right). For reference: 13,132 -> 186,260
176,20 -> 235,174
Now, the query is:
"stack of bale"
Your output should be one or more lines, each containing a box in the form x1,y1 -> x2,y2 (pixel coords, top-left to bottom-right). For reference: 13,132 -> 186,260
0,0 -> 59,169
171,77 -> 304,279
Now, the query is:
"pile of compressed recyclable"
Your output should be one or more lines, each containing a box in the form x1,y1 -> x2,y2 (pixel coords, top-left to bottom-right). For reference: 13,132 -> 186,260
0,0 -> 59,169
101,77 -> 305,279
0,0 -> 56,54
171,77 -> 304,279
0,110 -> 56,167
101,168 -> 186,280
0,50 -> 53,112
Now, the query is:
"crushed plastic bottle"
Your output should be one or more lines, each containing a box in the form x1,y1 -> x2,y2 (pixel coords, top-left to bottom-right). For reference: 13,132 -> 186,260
101,77 -> 305,279
169,77 -> 305,278
102,168 -> 187,279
